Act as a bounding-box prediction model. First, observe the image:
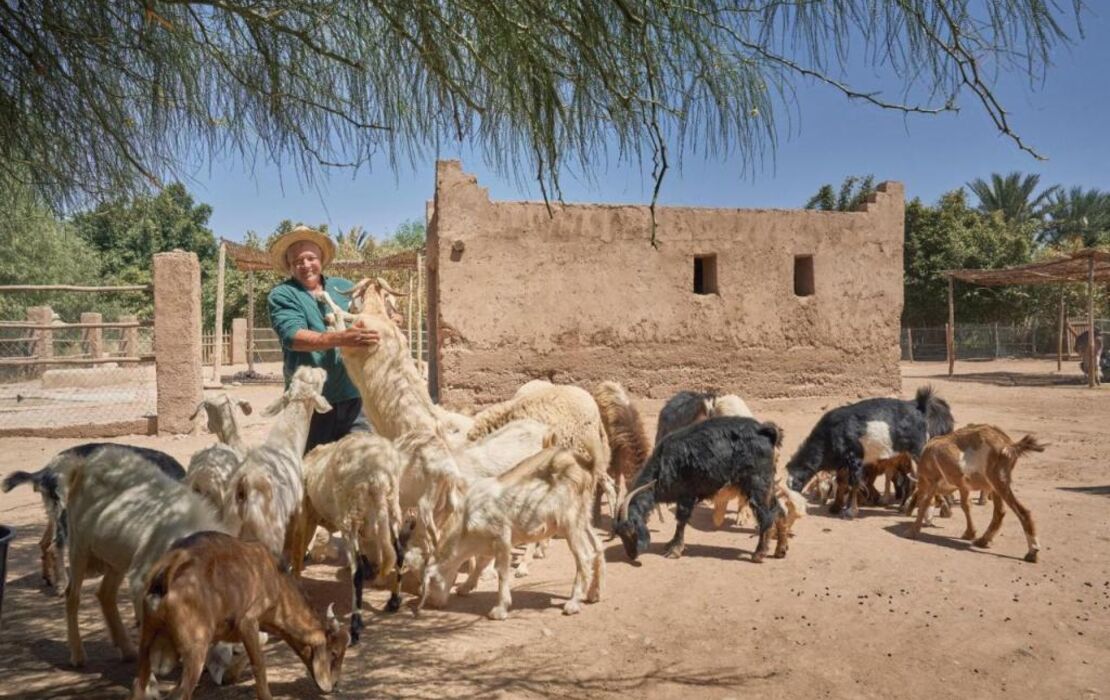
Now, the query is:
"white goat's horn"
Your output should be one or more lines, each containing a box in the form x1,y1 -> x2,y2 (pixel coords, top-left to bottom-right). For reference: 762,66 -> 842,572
618,479 -> 656,521
326,602 -> 337,621
376,276 -> 407,297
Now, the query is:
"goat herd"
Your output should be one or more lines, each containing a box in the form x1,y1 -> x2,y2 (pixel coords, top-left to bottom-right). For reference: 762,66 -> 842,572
1,278 -> 1047,699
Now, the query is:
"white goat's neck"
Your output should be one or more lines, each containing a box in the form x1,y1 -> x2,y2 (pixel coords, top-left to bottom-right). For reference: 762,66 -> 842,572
263,398 -> 316,457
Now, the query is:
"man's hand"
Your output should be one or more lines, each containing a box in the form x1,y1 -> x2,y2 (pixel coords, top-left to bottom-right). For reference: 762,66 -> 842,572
334,328 -> 380,347
330,330 -> 379,348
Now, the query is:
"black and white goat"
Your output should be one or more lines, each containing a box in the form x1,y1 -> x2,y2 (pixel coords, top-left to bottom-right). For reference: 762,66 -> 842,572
2,443 -> 186,593
614,416 -> 786,563
785,386 -> 954,518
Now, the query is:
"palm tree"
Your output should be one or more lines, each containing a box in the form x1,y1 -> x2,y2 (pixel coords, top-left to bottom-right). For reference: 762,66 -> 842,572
333,225 -> 375,259
804,175 -> 876,212
1040,187 -> 1110,247
965,172 -> 1057,224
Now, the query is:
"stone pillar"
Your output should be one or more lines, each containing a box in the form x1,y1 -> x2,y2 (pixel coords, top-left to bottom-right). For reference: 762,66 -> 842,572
120,314 -> 139,357
230,317 -> 248,364
154,251 -> 202,434
80,312 -> 103,359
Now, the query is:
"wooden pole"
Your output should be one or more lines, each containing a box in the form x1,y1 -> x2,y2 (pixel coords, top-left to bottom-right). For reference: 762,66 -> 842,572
1057,292 -> 1064,371
247,271 -> 256,375
407,272 -> 415,357
211,241 -> 226,385
1088,256 -> 1097,387
0,284 -> 149,292
947,276 -> 955,376
906,328 -> 914,362
416,254 -> 424,368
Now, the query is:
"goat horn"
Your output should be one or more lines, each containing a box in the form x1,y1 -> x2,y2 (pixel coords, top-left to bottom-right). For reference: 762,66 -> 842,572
617,479 -> 656,521
189,401 -> 206,421
376,276 -> 407,297
326,602 -> 337,622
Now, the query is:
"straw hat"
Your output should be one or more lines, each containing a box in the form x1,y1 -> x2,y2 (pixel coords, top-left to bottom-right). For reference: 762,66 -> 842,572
269,225 -> 336,273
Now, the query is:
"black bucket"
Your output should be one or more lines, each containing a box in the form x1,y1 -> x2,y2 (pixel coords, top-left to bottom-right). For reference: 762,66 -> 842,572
0,525 -> 12,621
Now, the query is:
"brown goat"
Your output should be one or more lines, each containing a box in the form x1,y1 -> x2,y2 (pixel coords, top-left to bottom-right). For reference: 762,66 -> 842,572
908,424 -> 1045,562
130,532 -> 349,700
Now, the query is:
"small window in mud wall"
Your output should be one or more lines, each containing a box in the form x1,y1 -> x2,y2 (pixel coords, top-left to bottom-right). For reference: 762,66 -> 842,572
693,254 -> 718,295
794,255 -> 815,296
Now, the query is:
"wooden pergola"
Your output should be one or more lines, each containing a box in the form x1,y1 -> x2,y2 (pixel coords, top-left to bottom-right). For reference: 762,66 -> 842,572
944,248 -> 1110,387
213,239 -> 424,380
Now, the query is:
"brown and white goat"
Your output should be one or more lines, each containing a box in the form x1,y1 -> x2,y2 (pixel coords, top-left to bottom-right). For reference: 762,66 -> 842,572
419,434 -> 607,620
907,424 -> 1046,562
131,532 -> 348,700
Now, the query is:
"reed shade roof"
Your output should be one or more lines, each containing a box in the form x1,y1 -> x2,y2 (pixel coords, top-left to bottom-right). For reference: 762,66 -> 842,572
944,248 -> 1110,286
221,239 -> 423,273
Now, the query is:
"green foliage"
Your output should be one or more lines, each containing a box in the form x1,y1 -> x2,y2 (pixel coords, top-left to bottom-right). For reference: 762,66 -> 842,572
0,0 -> 1080,232
805,175 -> 876,212
965,171 -> 1057,225
380,220 -> 426,252
0,177 -> 104,321
1040,187 -> 1110,247
903,190 -> 1037,326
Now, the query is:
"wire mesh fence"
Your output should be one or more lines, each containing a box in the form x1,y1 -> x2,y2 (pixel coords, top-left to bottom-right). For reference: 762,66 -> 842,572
0,318 -> 156,435
901,321 -> 1110,361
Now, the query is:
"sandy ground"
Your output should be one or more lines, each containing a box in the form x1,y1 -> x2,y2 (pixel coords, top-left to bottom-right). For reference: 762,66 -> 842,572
0,359 -> 1108,699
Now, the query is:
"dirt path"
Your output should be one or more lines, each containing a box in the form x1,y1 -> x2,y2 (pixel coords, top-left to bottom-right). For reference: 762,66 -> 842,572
1,360 -> 1108,699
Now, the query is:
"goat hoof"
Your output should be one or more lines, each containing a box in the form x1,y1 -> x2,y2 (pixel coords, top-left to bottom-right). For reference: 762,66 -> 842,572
774,549 -> 788,559
349,614 -> 363,644
973,538 -> 991,549
960,530 -> 977,541
563,600 -> 582,616
385,593 -> 403,613
488,607 -> 509,621
70,651 -> 86,668
513,568 -> 529,579
1024,550 -> 1039,563
751,553 -> 765,564
663,543 -> 684,559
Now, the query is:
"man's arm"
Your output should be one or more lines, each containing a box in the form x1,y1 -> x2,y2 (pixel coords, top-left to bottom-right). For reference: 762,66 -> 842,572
289,327 -> 379,351
269,286 -> 379,351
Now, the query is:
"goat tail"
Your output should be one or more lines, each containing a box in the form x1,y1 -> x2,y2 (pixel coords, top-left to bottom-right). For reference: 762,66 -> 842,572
1007,434 -> 1048,461
758,421 -> 784,450
1,469 -> 42,493
913,385 -> 936,413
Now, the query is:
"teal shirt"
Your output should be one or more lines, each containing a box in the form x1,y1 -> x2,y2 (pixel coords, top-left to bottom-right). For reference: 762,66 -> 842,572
268,276 -> 361,405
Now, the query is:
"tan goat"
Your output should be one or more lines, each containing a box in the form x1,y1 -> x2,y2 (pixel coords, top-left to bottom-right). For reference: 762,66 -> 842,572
908,424 -> 1045,562
131,531 -> 348,700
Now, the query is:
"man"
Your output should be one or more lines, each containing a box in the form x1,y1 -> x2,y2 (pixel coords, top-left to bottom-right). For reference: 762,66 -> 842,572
268,225 -> 378,453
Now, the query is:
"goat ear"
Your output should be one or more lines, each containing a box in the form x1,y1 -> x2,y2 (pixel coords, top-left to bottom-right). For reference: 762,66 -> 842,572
262,395 -> 285,417
189,401 -> 206,421
238,400 -> 253,416
314,395 -> 333,414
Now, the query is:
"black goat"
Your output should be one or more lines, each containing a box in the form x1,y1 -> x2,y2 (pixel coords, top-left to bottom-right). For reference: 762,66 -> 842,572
785,386 -> 954,518
614,416 -> 785,562
654,390 -> 714,446
2,443 -> 186,590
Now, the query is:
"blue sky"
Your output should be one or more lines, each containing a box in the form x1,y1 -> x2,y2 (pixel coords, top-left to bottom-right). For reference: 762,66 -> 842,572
190,8 -> 1110,243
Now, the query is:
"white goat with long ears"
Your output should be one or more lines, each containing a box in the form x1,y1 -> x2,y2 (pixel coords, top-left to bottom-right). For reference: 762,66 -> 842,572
226,366 -> 331,558
191,394 -> 253,453
185,394 -> 253,518
315,279 -> 467,559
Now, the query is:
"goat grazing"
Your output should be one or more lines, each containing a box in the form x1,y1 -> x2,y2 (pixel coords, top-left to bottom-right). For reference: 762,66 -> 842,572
299,432 -> 407,641
419,433 -> 607,620
908,424 -> 1045,562
2,443 -> 185,594
58,449 -> 224,667
785,386 -> 954,518
227,366 -> 331,559
615,416 -> 786,563
131,532 -> 348,700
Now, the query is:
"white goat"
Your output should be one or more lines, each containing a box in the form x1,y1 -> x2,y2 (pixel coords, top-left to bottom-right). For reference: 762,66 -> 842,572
190,394 -> 253,453
184,394 -> 253,518
226,366 -> 331,559
466,380 -> 615,576
300,433 -> 405,642
58,450 -> 226,667
419,434 -> 607,620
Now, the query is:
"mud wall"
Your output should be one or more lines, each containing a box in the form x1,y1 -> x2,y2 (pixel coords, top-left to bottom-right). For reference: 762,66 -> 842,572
428,161 -> 904,408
